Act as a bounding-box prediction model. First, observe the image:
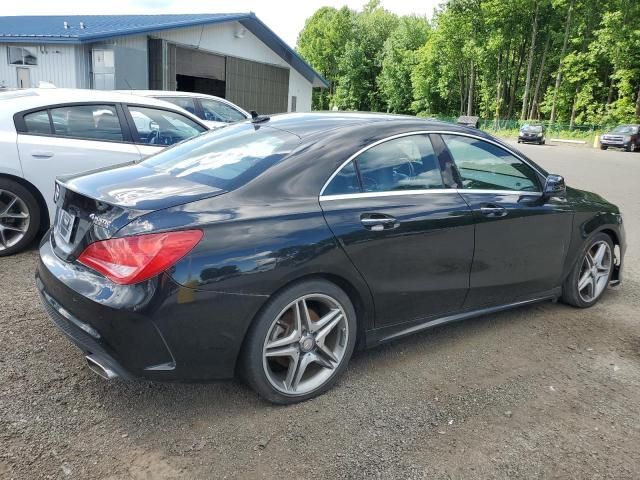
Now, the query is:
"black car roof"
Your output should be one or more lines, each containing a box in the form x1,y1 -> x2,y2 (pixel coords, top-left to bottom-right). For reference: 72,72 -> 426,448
262,112 -> 489,139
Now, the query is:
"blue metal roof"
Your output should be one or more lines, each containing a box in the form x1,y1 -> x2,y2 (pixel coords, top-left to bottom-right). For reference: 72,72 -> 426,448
0,14 -> 328,87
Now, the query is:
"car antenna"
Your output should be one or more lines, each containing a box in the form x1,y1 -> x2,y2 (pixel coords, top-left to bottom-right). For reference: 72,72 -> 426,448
250,110 -> 270,123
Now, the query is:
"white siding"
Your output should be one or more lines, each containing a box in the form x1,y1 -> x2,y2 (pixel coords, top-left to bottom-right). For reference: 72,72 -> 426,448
0,44 -> 78,88
105,35 -> 148,52
153,22 -> 288,69
289,67 -> 313,112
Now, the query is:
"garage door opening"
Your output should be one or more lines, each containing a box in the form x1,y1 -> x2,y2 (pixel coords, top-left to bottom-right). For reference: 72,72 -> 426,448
176,74 -> 226,98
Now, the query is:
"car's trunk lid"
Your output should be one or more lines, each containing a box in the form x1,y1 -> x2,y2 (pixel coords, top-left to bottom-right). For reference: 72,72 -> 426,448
52,163 -> 225,261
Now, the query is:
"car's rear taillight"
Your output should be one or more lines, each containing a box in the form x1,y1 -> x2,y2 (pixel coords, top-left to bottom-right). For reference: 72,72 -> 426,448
77,230 -> 203,285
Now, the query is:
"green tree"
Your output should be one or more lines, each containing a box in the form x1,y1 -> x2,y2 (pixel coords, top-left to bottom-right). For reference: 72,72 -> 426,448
379,16 -> 430,113
297,6 -> 355,109
295,0 -> 640,125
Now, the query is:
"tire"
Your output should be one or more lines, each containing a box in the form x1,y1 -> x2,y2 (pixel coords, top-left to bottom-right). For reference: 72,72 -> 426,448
630,142 -> 637,152
600,145 -> 608,150
561,233 -> 614,308
0,179 -> 41,257
241,279 -> 357,404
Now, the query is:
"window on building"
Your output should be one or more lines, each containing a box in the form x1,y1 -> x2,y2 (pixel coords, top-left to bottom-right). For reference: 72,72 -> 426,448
8,46 -> 37,66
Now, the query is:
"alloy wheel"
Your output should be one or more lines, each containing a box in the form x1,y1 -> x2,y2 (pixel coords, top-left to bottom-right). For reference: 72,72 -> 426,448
577,240 -> 612,303
262,294 -> 349,395
0,190 -> 30,251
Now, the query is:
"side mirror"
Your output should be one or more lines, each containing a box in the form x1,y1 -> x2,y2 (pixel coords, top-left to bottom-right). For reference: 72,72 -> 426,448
543,174 -> 566,198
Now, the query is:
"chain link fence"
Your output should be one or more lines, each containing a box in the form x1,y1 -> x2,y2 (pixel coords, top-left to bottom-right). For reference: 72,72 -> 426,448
420,115 -> 610,141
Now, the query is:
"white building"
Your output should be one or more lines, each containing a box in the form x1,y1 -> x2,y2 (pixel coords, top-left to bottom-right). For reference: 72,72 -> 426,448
0,13 -> 327,113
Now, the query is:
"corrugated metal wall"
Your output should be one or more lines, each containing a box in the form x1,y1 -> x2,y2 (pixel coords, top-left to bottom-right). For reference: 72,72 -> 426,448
225,56 -> 289,114
0,44 -> 78,88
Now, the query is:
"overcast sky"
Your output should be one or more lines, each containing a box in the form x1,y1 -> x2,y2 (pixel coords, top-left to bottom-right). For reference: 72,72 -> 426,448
2,0 -> 442,48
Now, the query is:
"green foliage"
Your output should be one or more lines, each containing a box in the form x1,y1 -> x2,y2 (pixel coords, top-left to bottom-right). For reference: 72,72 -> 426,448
379,16 -> 430,113
296,0 -> 640,124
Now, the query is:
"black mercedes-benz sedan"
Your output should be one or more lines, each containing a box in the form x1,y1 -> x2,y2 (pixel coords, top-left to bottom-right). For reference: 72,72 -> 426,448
36,113 -> 626,404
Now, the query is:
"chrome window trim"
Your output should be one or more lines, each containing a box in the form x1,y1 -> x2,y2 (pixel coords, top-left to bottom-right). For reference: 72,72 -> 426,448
457,189 -> 543,196
320,189 -> 457,202
318,130 -> 547,198
319,188 -> 542,202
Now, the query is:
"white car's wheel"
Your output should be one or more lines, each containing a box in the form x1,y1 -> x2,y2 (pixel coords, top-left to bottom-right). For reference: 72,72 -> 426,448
0,179 -> 41,256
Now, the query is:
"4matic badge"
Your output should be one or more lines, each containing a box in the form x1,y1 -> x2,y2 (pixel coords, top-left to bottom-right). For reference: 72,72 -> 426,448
89,213 -> 112,229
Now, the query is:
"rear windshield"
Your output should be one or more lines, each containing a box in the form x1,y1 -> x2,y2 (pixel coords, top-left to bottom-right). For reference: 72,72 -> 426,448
521,125 -> 543,132
141,123 -> 300,190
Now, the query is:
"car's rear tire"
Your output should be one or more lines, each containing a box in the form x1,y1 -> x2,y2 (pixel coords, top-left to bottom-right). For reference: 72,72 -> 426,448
600,145 -> 608,150
629,142 -> 637,152
561,233 -> 614,308
0,179 -> 40,257
241,279 -> 357,404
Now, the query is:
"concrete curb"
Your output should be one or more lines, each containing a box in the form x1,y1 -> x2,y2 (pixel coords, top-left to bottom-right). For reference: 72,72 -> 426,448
550,138 -> 587,144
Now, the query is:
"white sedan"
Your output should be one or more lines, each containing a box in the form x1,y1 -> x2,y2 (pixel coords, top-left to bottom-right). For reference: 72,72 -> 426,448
0,88 -> 209,256
117,90 -> 250,128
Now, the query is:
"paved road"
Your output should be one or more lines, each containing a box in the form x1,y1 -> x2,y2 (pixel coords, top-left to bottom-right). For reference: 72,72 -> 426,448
1,144 -> 639,479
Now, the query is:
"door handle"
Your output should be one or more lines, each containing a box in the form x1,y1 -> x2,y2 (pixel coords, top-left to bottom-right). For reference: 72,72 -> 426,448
480,205 -> 508,218
31,151 -> 54,159
360,214 -> 398,231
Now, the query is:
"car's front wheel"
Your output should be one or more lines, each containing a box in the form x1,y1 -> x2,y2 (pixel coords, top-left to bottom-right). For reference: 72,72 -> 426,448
562,233 -> 614,308
0,179 -> 40,257
600,145 -> 608,150
241,279 -> 356,404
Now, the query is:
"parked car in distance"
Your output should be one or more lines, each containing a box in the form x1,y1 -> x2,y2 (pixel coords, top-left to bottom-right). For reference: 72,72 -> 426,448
600,124 -> 640,152
118,90 -> 250,129
37,113 -> 625,404
518,124 -> 546,145
0,88 -> 208,256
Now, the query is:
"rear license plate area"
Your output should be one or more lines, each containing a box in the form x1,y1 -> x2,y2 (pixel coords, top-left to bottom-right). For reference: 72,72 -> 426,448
56,209 -> 77,243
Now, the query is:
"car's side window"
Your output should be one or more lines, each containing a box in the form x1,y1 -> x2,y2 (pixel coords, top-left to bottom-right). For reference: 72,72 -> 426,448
126,106 -> 206,146
442,134 -> 540,192
160,97 -> 197,115
323,161 -> 361,196
356,135 -> 445,193
323,135 -> 445,196
48,105 -> 124,142
23,110 -> 51,135
200,99 -> 246,123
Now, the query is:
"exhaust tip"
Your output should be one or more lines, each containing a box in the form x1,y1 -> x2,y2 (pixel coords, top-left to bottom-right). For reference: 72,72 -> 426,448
85,355 -> 119,380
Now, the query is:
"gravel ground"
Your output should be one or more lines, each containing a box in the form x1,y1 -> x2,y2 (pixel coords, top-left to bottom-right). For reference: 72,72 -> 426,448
1,143 -> 639,479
